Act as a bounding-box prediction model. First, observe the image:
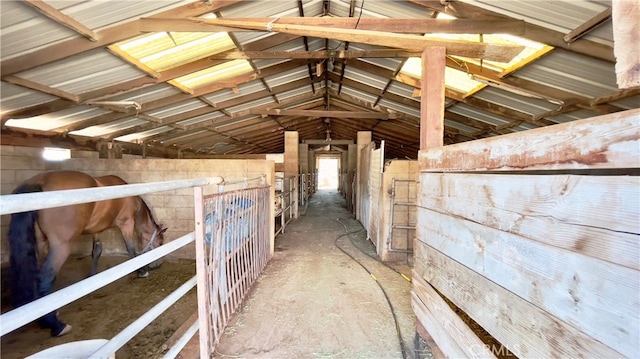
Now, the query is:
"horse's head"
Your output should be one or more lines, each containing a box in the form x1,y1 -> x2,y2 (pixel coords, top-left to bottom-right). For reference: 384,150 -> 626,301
140,224 -> 167,269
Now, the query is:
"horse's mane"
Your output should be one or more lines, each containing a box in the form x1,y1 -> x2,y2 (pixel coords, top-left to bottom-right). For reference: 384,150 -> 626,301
135,196 -> 159,228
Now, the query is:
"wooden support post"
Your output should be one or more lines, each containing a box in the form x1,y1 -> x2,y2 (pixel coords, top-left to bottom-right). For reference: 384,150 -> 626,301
356,131 -> 371,220
420,47 -> 446,150
284,131 -> 299,219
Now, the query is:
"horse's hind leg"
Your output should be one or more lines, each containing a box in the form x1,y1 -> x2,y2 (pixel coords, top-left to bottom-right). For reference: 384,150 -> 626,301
37,242 -> 73,337
89,235 -> 102,276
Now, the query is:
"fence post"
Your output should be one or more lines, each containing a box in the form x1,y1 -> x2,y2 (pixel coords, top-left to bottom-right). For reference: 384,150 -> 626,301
193,186 -> 211,359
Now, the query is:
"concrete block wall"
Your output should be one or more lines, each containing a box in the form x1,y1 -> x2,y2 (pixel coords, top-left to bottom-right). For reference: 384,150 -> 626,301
1,145 -> 275,263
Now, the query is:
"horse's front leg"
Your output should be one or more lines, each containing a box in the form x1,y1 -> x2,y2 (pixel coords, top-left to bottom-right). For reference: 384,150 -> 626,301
89,235 -> 102,276
120,222 -> 149,278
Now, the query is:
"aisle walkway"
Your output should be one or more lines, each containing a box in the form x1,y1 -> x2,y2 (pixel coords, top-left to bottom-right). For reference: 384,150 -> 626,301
184,190 -> 432,358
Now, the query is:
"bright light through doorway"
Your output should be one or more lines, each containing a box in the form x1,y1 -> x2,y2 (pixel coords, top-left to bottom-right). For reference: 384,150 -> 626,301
318,158 -> 339,190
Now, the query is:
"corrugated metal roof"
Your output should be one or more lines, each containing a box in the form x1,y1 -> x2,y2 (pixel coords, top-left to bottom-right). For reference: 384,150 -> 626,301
467,0 -> 613,45
0,82 -> 58,113
515,49 -> 619,98
1,0 -> 636,159
5,105 -> 109,131
0,1 -> 76,60
16,49 -> 147,93
474,87 -> 557,116
71,116 -> 147,137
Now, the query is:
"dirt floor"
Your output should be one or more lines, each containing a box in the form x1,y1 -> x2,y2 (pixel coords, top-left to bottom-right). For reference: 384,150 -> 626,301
200,189 -> 432,359
1,255 -> 198,359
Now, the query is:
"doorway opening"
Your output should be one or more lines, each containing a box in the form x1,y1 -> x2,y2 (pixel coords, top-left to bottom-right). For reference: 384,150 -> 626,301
318,157 -> 339,190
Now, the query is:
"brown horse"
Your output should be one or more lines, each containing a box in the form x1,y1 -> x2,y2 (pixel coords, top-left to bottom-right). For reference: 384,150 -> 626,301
8,170 -> 166,337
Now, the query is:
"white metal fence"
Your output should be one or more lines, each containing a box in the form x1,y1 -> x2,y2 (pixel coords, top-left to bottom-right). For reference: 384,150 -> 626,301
1,177 -> 225,358
193,184 -> 271,357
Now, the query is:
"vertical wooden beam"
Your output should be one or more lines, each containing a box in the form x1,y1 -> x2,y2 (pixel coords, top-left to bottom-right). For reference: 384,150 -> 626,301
420,47 -> 446,150
192,186 -> 211,359
356,131 -> 372,220
284,131 -> 299,218
348,143 -> 358,213
612,0 -> 640,89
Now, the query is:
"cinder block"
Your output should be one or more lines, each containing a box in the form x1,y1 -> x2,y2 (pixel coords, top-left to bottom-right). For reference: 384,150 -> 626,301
140,171 -> 166,183
175,207 -> 194,220
0,146 -> 15,155
1,170 -> 16,184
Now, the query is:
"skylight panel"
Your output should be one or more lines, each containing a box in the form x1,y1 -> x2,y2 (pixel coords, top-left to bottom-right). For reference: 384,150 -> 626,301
170,60 -> 254,92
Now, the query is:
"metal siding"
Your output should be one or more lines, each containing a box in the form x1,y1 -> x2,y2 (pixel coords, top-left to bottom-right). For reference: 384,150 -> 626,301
4,105 -> 109,131
103,84 -> 182,103
474,87 -> 557,116
15,49 -> 147,94
339,86 -> 379,104
176,111 -> 226,127
147,99 -> 208,118
0,1 -> 77,61
463,0 -> 612,45
116,125 -> 175,143
445,119 -> 481,133
227,97 -> 277,113
449,103 -> 514,126
263,67 -> 310,88
275,87 -> 316,101
378,99 -> 420,118
514,49 -> 619,98
611,95 -> 640,110
0,82 -> 58,113
71,117 -> 148,137
50,1 -> 192,30
202,81 -> 268,104
344,67 -> 388,90
386,81 -> 420,101
547,108 -> 603,124
331,0 -> 434,19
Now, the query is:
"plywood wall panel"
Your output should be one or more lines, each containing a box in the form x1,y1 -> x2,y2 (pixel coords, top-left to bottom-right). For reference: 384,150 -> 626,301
416,204 -> 639,357
418,173 -> 640,269
413,242 -> 625,358
419,108 -> 639,172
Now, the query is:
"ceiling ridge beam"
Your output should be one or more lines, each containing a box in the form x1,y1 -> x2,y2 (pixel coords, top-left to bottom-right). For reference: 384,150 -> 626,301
141,17 -> 525,34
189,18 -> 525,62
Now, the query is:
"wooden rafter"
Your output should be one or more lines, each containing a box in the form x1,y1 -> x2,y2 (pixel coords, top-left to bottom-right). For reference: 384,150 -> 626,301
564,7 -> 612,43
189,18 -> 525,62
22,0 -> 99,41
1,0 -> 243,76
251,109 -> 395,119
407,0 -> 615,62
140,17 -> 525,35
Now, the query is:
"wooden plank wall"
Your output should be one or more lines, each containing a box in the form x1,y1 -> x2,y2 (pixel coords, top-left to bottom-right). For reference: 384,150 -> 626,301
368,144 -> 384,248
414,109 -> 640,358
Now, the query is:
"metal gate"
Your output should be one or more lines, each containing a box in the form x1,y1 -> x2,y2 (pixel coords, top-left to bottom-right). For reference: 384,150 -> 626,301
193,185 -> 271,356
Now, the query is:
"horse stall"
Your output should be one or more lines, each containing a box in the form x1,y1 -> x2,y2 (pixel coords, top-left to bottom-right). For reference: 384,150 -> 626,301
378,160 -> 418,263
412,109 -> 639,358
274,175 -> 297,235
0,146 -> 276,358
353,139 -> 418,264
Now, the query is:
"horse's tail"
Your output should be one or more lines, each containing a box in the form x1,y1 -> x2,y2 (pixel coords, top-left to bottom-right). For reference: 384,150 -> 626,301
8,183 -> 43,307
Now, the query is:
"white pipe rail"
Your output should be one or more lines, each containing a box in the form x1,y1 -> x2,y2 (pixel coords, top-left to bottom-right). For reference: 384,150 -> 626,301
0,176 -> 223,215
89,276 -> 198,359
0,233 -> 195,336
163,320 -> 199,359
